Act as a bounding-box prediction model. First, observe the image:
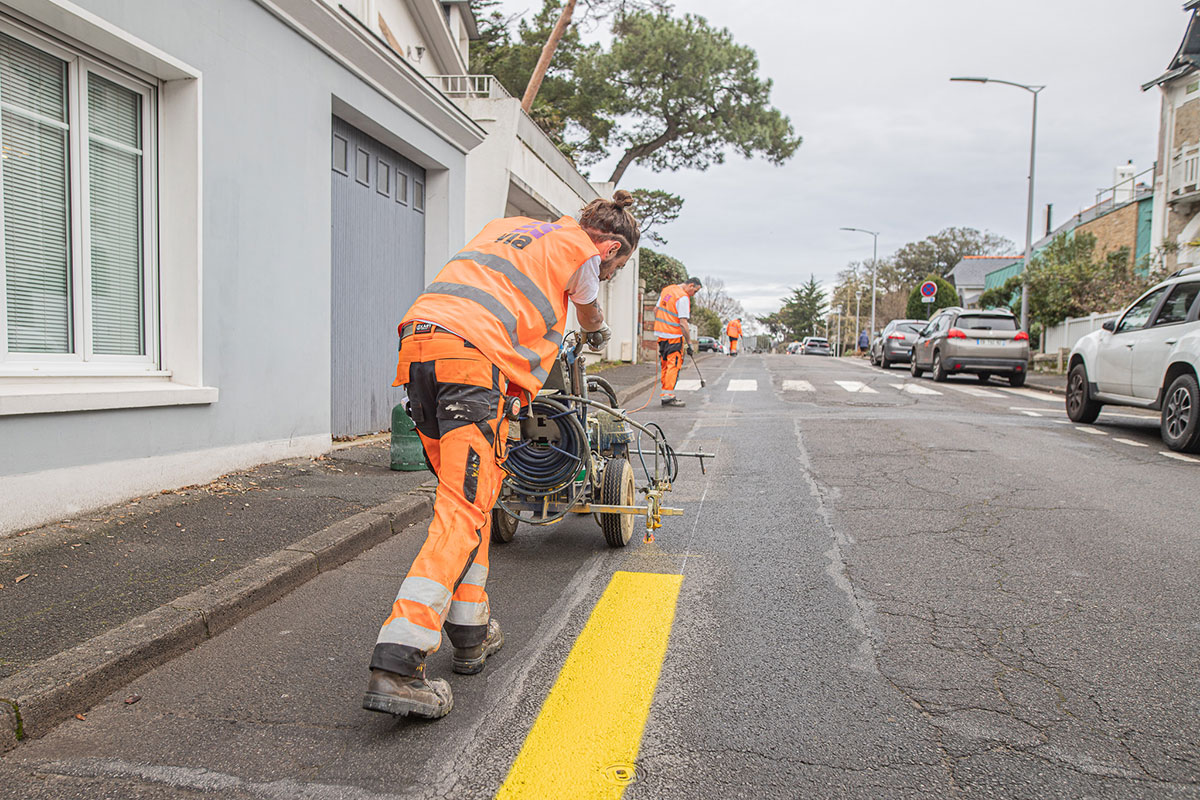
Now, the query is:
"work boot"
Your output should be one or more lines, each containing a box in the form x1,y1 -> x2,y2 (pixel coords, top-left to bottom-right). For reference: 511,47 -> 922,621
453,618 -> 504,675
661,397 -> 686,407
362,669 -> 453,719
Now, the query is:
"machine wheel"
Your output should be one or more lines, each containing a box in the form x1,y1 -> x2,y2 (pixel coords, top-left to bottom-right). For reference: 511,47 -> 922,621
1008,371 -> 1027,388
1161,373 -> 1200,453
976,372 -> 991,384
491,506 -> 518,544
931,351 -> 948,382
598,458 -> 636,548
910,357 -> 923,378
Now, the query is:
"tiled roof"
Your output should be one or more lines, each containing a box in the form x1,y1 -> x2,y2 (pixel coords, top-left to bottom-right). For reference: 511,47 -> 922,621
947,256 -> 1020,288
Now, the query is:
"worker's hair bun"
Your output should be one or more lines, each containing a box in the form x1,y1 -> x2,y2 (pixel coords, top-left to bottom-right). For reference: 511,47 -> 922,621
612,189 -> 634,208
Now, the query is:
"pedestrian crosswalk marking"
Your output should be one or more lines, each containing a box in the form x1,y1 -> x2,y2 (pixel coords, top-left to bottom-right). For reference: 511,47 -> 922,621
998,387 -> 1060,402
1113,438 -> 1148,447
496,572 -> 683,800
945,385 -> 1004,398
1076,426 -> 1107,435
727,379 -> 757,391
782,380 -> 814,392
888,383 -> 941,395
1161,451 -> 1200,463
1017,410 -> 1042,417
834,380 -> 878,394
674,379 -> 702,391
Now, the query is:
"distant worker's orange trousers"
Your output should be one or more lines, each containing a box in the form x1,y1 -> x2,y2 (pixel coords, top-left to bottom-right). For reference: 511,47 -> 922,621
371,327 -> 508,678
659,337 -> 684,395
729,336 -> 739,355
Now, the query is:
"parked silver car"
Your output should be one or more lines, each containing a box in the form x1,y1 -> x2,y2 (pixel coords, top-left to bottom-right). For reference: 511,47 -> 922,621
1066,266 -> 1200,452
910,307 -> 1031,386
870,319 -> 924,368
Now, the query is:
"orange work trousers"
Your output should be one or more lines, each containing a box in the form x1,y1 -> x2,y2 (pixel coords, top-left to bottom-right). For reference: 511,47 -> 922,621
659,337 -> 684,395
729,337 -> 739,355
371,327 -> 508,678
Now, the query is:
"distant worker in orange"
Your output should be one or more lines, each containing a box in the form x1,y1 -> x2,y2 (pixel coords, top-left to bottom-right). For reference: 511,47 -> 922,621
725,317 -> 742,356
654,276 -> 702,407
363,192 -> 640,720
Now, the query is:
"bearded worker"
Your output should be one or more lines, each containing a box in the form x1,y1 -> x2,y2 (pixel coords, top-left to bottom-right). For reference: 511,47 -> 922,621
362,192 -> 640,720
654,276 -> 702,407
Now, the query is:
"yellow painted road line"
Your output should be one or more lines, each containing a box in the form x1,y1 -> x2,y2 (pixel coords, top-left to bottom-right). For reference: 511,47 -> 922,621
496,571 -> 684,800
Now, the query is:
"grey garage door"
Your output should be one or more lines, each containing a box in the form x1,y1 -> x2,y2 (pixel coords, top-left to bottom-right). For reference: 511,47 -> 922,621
330,117 -> 426,437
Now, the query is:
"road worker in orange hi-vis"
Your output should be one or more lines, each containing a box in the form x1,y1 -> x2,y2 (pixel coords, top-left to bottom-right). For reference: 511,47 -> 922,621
363,192 -> 641,720
655,276 -> 702,407
726,317 -> 742,357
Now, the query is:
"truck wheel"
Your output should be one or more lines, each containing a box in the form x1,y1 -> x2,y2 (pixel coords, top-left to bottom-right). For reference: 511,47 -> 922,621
1066,363 -> 1101,423
491,507 -> 518,543
598,458 -> 636,548
1161,373 -> 1200,453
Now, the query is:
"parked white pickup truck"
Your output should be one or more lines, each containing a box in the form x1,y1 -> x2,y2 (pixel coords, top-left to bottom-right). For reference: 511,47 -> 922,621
1067,266 -> 1200,452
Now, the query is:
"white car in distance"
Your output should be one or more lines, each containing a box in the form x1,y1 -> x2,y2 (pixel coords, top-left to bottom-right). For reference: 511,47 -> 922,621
1067,266 -> 1200,452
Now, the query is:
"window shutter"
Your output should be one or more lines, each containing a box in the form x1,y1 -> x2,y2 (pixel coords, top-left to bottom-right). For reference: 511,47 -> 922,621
87,72 -> 143,356
0,32 -> 72,354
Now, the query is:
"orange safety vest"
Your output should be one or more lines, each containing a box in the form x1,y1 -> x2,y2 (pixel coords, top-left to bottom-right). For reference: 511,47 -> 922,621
726,319 -> 742,338
654,284 -> 688,338
399,216 -> 600,394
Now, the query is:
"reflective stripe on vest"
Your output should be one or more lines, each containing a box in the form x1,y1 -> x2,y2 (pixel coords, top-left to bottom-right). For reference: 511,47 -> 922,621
400,216 -> 598,392
654,284 -> 687,336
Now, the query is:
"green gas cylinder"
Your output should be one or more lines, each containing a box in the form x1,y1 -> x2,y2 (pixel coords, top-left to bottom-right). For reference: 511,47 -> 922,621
390,402 -> 427,471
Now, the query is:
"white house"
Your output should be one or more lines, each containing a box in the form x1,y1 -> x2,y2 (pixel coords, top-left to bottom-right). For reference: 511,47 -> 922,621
1144,0 -> 1200,272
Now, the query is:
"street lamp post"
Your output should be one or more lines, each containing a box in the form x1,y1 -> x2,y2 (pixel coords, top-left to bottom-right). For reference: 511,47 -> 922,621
840,227 -> 879,339
950,76 -> 1044,332
855,288 -> 862,351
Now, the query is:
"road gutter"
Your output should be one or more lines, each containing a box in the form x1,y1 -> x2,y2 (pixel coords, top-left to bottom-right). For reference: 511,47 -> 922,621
0,491 -> 434,750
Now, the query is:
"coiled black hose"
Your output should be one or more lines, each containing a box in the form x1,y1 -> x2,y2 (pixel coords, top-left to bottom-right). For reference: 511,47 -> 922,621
502,395 -> 590,502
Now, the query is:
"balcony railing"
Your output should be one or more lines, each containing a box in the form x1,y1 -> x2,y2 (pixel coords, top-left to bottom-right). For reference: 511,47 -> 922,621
1170,143 -> 1200,201
430,74 -> 513,100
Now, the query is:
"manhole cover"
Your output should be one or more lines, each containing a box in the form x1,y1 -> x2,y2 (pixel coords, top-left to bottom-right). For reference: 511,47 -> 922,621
602,763 -> 645,786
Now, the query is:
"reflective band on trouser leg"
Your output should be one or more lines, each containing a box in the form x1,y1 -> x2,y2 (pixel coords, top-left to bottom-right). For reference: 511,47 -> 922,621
662,347 -> 682,393
371,353 -> 505,678
443,466 -> 502,651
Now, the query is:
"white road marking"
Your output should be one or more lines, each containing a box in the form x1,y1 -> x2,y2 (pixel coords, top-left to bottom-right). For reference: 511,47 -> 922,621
1053,420 -> 1072,425
674,379 -> 702,391
945,385 -> 1005,398
997,387 -> 1061,402
1161,451 -> 1200,463
727,379 -> 758,392
835,380 -> 879,394
1076,426 -> 1107,435
1112,438 -> 1149,447
889,383 -> 941,395
1010,406 -> 1065,414
782,380 -> 814,392
1018,410 -> 1042,417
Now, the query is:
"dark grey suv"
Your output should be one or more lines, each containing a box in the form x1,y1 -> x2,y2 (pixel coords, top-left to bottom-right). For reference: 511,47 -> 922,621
910,307 -> 1031,386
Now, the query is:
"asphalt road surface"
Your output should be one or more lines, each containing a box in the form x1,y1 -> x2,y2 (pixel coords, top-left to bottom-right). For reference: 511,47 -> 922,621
4,354 -> 1198,799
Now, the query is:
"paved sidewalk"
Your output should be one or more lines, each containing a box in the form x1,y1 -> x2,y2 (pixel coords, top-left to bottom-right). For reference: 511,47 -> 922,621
1025,371 -> 1067,395
0,352 -> 708,748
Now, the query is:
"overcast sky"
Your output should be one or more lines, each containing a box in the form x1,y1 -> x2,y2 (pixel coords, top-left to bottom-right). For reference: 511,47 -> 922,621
492,1 -> 1189,319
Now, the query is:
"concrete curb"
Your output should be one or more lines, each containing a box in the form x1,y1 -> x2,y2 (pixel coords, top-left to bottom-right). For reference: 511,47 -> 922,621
0,491 -> 433,750
612,353 -> 717,408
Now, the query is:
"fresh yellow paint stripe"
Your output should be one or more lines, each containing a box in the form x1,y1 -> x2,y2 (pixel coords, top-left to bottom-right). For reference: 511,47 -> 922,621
496,571 -> 684,800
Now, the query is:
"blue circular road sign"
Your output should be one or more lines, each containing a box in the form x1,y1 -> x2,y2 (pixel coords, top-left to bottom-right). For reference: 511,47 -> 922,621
920,281 -> 938,298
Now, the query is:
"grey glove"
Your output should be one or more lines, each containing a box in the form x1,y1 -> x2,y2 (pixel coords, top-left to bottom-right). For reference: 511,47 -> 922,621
686,344 -> 694,357
586,323 -> 612,351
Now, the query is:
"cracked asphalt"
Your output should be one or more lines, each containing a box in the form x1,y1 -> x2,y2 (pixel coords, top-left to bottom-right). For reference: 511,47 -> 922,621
2,354 -> 1198,798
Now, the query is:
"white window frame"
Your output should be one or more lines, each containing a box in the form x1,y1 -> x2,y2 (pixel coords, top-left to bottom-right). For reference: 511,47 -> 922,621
0,15 -> 160,377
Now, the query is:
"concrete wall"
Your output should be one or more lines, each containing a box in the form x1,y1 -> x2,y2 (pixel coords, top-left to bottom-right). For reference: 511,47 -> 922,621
0,0 -> 475,534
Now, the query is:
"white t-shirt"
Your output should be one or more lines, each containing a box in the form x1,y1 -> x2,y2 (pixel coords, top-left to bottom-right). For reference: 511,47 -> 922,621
656,293 -> 691,339
566,255 -> 601,305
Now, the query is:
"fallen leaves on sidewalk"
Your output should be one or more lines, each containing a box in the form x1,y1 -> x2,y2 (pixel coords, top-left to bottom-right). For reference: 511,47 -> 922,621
74,713 -> 86,721
14,573 -> 30,584
125,694 -> 141,705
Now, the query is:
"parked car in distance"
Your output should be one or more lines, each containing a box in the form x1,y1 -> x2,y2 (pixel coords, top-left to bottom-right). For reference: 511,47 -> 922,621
801,336 -> 832,356
697,336 -> 722,353
870,319 -> 925,368
910,307 -> 1030,385
1066,266 -> 1200,452
786,341 -> 803,354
